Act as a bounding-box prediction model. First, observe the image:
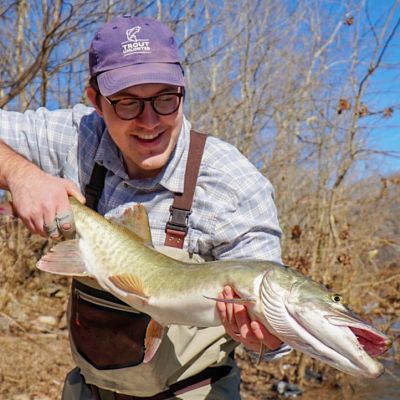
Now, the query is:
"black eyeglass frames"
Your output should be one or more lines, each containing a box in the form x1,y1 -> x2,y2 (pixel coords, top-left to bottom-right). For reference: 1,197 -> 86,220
103,90 -> 185,120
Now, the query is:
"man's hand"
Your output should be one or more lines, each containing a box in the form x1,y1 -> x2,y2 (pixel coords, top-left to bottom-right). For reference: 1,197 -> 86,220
7,163 -> 85,238
216,285 -> 283,353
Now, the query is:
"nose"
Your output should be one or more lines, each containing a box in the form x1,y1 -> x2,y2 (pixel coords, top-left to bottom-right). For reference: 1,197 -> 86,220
134,101 -> 160,130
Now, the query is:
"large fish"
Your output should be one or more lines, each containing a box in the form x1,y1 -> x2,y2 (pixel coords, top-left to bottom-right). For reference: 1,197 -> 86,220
5,197 -> 390,378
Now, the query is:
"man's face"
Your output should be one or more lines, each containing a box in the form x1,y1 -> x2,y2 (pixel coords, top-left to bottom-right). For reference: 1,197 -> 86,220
89,83 -> 184,179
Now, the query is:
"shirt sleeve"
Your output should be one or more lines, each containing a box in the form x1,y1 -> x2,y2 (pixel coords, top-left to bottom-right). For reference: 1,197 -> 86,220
211,169 -> 282,264
208,157 -> 290,360
0,104 -> 94,181
205,145 -> 289,359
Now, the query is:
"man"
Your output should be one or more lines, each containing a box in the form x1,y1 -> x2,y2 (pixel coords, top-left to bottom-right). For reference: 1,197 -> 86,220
0,15 -> 288,399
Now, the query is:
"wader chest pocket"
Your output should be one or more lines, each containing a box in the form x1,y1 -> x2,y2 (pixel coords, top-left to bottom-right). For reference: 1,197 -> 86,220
70,280 -> 150,370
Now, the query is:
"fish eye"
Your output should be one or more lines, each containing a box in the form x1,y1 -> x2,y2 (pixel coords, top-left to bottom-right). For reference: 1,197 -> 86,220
331,294 -> 343,303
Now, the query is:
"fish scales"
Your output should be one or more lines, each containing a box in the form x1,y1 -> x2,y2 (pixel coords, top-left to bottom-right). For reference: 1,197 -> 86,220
33,197 -> 392,378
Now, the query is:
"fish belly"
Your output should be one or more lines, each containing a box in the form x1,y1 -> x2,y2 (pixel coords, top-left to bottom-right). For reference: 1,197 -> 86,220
146,293 -> 222,327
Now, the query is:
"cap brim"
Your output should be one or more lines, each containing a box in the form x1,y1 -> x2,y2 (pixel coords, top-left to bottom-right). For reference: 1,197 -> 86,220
97,63 -> 185,96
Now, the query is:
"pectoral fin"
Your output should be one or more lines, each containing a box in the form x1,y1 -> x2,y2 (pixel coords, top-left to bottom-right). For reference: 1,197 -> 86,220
109,274 -> 147,299
143,319 -> 165,363
37,240 -> 88,276
203,295 -> 256,305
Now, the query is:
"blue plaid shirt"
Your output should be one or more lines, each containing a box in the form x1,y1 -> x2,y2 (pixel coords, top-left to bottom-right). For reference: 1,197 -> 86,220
0,104 -> 282,262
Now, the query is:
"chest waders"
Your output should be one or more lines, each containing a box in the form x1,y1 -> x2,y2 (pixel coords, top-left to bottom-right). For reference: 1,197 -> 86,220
67,131 -> 235,399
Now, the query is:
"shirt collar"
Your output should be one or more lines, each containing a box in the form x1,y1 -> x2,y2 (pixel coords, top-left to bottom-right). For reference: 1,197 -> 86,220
94,130 -> 129,179
94,116 -> 192,193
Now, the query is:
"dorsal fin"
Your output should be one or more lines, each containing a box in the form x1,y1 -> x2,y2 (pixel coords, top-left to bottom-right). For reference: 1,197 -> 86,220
107,204 -> 153,244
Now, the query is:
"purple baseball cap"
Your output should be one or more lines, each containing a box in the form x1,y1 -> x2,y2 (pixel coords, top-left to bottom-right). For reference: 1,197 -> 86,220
89,15 -> 185,96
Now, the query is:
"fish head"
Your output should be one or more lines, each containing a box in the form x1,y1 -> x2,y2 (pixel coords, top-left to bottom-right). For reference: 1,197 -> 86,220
259,268 -> 392,378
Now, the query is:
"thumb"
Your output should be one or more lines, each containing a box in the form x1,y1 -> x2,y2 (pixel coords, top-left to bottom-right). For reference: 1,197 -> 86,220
65,180 -> 86,204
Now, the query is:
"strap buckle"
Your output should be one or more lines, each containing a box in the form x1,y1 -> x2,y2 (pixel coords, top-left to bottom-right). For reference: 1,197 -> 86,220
165,206 -> 191,234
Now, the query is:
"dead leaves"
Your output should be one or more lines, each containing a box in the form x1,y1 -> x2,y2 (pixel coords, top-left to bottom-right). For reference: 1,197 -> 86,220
336,99 -> 395,119
336,98 -> 368,117
383,107 -> 393,118
356,103 -> 369,117
345,15 -> 354,26
337,98 -> 351,114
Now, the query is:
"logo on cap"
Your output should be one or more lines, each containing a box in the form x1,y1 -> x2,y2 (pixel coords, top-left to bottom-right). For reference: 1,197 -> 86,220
121,25 -> 151,56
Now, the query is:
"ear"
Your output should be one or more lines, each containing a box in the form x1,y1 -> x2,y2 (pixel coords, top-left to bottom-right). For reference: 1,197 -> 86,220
86,86 -> 103,117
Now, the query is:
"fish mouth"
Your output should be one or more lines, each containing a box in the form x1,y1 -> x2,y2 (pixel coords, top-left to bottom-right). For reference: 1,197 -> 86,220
259,271 -> 391,378
326,314 -> 392,358
289,310 -> 390,378
350,327 -> 391,357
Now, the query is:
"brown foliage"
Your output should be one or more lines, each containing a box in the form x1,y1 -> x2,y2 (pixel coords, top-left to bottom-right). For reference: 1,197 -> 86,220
345,16 -> 354,26
337,98 -> 351,114
357,103 -> 369,117
383,107 -> 394,118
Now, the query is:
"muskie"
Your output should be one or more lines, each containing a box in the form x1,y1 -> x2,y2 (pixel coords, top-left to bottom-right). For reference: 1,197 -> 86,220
33,198 -> 391,378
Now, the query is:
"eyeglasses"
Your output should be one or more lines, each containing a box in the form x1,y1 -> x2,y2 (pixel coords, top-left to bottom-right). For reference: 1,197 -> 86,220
104,91 -> 184,120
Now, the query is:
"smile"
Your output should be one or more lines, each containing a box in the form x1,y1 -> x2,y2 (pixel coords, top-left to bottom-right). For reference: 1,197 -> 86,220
134,131 -> 164,143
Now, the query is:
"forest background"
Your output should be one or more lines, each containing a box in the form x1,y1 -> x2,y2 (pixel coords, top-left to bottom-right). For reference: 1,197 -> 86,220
0,1 -> 399,399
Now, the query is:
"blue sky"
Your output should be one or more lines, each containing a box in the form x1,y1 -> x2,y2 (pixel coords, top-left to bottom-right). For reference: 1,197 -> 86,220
361,0 -> 400,174
4,0 -> 399,176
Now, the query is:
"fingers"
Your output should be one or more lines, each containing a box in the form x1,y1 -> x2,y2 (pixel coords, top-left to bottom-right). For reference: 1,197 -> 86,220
220,286 -> 236,324
43,220 -> 60,238
217,287 -> 242,342
43,210 -> 75,239
218,286 -> 253,344
217,285 -> 283,352
65,180 -> 86,204
55,180 -> 82,238
55,210 -> 75,239
41,189 -> 74,238
15,177 -> 81,239
43,204 -> 75,239
250,321 -> 283,350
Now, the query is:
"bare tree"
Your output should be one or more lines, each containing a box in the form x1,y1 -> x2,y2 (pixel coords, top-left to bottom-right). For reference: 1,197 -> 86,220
0,0 -> 399,391
0,0 -> 153,109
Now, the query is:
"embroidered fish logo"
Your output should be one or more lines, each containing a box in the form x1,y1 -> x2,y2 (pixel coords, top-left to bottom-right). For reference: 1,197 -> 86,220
126,26 -> 141,42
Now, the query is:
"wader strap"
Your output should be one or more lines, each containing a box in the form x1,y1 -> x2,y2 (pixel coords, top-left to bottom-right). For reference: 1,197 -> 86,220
77,130 -> 218,399
84,163 -> 107,211
164,130 -> 207,249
